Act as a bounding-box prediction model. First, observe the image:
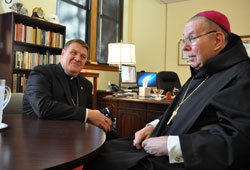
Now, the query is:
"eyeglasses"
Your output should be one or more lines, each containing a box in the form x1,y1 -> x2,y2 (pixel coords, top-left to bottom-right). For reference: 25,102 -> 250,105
180,30 -> 217,45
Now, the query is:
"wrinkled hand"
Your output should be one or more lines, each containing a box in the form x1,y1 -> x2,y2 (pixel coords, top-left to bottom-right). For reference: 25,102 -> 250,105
142,136 -> 169,156
87,109 -> 112,132
133,125 -> 155,149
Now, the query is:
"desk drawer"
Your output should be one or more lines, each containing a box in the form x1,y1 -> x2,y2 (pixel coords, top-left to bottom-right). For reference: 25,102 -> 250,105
117,108 -> 146,137
117,101 -> 146,110
147,103 -> 168,112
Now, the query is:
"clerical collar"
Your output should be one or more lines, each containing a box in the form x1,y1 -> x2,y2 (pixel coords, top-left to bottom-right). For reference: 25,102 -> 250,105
64,71 -> 77,81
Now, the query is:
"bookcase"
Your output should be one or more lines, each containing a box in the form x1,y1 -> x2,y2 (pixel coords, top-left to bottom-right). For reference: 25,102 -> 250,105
0,12 -> 66,92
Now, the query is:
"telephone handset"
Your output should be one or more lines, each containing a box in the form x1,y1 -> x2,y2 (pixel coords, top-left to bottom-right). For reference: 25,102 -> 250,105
111,84 -> 119,92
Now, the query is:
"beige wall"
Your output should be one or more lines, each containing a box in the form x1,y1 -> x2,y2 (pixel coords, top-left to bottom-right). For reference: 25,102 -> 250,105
0,1 -> 56,18
1,0 -> 250,89
128,0 -> 250,85
165,0 -> 250,84
128,0 -> 166,73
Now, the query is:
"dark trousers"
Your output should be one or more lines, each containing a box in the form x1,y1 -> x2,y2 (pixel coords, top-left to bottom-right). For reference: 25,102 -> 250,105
84,138 -> 185,170
106,126 -> 119,140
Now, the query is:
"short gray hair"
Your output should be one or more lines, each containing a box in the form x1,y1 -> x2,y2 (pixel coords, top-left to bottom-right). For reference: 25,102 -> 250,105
63,39 -> 89,50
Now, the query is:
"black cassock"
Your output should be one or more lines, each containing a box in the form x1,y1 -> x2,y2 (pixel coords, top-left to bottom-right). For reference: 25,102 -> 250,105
85,33 -> 250,170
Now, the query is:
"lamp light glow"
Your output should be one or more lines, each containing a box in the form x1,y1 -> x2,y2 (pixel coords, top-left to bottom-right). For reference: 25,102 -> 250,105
107,41 -> 136,96
108,42 -> 136,65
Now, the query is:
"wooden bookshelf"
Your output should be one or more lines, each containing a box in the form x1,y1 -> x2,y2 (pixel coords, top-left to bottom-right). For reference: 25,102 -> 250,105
0,12 -> 66,92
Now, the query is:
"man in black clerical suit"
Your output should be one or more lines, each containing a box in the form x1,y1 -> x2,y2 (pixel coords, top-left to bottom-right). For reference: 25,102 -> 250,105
23,39 -> 116,137
84,10 -> 250,170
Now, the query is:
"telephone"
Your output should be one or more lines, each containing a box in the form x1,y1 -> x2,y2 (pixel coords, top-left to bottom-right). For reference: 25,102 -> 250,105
111,84 -> 119,92
101,107 -> 115,122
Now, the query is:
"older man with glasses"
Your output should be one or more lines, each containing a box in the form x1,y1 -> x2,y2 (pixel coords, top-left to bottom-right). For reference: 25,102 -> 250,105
84,10 -> 250,170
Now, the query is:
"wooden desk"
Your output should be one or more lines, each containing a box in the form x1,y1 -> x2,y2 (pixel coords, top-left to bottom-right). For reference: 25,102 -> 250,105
96,91 -> 171,137
80,71 -> 99,109
0,114 -> 105,170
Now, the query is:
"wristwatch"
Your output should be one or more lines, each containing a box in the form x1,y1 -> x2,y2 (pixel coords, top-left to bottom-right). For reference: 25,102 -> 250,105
32,8 -> 44,19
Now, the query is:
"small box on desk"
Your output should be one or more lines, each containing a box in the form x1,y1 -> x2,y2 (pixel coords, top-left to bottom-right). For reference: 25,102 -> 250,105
139,87 -> 151,97
124,92 -> 138,98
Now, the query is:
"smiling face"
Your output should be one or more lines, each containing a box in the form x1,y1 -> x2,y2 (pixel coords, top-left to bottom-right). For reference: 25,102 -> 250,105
60,42 -> 88,77
182,17 -> 227,70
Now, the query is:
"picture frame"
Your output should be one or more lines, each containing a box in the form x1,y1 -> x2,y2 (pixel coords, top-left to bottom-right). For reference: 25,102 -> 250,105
240,35 -> 250,57
178,40 -> 189,65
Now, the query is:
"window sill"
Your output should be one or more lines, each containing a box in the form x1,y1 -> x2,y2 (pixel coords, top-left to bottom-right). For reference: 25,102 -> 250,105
84,63 -> 119,72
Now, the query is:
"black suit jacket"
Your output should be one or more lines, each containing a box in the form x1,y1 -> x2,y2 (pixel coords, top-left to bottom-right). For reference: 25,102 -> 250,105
23,63 -> 93,120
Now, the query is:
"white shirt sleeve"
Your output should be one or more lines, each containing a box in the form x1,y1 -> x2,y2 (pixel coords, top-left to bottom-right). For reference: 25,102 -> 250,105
84,109 -> 88,122
167,136 -> 184,163
147,119 -> 160,127
147,120 -> 184,164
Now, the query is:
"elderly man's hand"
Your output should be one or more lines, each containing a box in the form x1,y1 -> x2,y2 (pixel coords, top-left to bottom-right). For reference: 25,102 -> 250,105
87,109 -> 112,132
133,125 -> 155,149
142,136 -> 169,156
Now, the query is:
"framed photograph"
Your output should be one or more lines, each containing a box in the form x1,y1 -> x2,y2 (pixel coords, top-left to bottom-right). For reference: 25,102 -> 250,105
240,35 -> 250,57
178,40 -> 190,65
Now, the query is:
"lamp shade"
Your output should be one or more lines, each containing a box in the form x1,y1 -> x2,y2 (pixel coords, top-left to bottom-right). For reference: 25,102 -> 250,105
108,42 -> 136,65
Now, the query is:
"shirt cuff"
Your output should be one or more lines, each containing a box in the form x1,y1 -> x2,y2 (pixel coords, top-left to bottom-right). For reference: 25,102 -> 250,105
147,119 -> 159,128
167,136 -> 184,164
84,109 -> 88,122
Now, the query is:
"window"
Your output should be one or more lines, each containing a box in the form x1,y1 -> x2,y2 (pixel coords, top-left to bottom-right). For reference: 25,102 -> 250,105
56,0 -> 123,70
56,0 -> 90,42
96,0 -> 123,64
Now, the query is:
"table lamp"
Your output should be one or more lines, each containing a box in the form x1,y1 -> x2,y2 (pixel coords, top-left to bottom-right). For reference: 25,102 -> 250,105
108,41 -> 136,96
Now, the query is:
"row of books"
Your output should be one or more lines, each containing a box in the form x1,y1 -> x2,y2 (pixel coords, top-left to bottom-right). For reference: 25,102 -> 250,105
14,51 -> 61,69
12,73 -> 28,93
14,23 -> 64,48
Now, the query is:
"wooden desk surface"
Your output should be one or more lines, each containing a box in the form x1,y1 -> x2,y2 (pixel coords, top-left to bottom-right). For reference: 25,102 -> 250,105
104,95 -> 171,105
0,114 -> 105,170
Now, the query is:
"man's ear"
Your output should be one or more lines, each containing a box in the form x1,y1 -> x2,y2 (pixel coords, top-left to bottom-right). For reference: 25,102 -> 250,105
214,32 -> 226,51
60,49 -> 65,60
61,49 -> 65,56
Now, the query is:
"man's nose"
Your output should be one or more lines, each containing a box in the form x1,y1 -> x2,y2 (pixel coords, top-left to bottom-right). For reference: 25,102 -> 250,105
75,54 -> 82,61
182,43 -> 191,51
